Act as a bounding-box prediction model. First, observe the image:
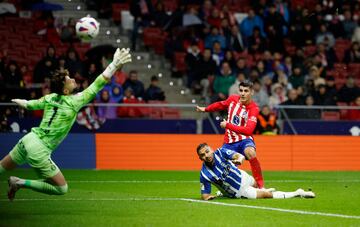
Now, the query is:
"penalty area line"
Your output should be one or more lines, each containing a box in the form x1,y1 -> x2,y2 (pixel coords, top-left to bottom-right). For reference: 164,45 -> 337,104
181,199 -> 360,220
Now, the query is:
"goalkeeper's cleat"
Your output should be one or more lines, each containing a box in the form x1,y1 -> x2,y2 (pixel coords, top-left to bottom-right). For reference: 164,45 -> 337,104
7,176 -> 21,201
296,188 -> 316,198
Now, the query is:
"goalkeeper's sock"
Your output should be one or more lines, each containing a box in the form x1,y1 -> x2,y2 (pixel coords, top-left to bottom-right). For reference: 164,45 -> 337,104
249,157 -> 264,188
23,180 -> 68,195
0,163 -> 5,174
272,191 -> 299,199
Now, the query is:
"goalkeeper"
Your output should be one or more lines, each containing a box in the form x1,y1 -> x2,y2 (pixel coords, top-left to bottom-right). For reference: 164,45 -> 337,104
0,48 -> 132,201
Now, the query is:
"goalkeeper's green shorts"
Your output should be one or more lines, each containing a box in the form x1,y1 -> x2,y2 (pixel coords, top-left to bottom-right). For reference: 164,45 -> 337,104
9,132 -> 60,178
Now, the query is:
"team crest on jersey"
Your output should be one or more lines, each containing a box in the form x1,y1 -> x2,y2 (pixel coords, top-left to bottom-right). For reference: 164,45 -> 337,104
242,110 -> 248,122
232,115 -> 240,125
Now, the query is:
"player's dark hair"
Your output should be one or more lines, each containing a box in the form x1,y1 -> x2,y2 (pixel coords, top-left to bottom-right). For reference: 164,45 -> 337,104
50,70 -> 68,95
239,80 -> 253,89
196,143 -> 208,154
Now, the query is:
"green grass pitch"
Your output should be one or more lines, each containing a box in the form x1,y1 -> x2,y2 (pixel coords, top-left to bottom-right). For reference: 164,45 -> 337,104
1,170 -> 359,226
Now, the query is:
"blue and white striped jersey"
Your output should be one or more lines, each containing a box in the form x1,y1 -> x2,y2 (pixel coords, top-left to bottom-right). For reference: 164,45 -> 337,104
200,148 -> 243,198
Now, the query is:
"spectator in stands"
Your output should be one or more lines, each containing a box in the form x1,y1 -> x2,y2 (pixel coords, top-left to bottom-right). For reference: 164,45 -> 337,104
289,65 -> 305,89
198,48 -> 217,99
296,86 -> 306,104
269,83 -> 287,109
344,41 -> 360,64
145,75 -> 165,101
228,72 -> 246,96
240,9 -> 265,44
252,79 -> 269,108
325,76 -> 338,100
264,3 -> 287,37
262,75 -> 273,96
33,45 -> 58,83
185,41 -> 202,89
4,61 -> 23,88
117,87 -> 143,118
199,0 -> 212,21
96,89 -> 118,119
211,41 -> 225,66
281,89 -> 303,119
123,70 -> 145,99
338,76 -> 360,104
130,0 -> 154,51
247,26 -> 266,54
234,57 -> 250,76
306,65 -> 325,88
256,60 -> 270,78
225,25 -> 244,52
85,62 -> 100,83
302,95 -> 321,119
255,105 -> 279,135
207,8 -> 222,29
342,10 -> 357,39
220,4 -> 237,27
292,48 -> 305,67
20,64 -> 32,88
205,26 -> 227,50
318,41 -> 337,69
266,24 -> 285,53
347,95 -> 360,120
223,50 -> 236,70
212,61 -> 235,102
60,18 -> 79,43
316,24 -> 335,48
65,48 -> 83,77
314,84 -> 337,106
153,1 -> 170,28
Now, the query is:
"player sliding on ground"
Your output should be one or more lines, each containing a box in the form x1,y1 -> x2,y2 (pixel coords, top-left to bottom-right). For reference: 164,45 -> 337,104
0,48 -> 132,201
196,143 -> 315,200
196,80 -> 265,188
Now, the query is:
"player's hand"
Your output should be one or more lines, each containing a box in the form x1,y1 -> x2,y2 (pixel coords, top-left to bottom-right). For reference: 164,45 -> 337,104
196,106 -> 205,112
112,48 -> 132,68
220,119 -> 227,129
11,99 -> 28,108
232,154 -> 245,165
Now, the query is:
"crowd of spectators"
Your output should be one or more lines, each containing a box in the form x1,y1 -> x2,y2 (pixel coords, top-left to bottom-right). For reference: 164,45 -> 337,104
112,0 -> 360,126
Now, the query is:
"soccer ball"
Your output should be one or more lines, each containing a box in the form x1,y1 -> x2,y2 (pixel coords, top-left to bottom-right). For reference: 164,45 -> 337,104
75,16 -> 100,41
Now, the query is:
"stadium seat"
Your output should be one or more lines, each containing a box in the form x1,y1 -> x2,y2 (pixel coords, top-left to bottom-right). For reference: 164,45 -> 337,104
161,108 -> 180,119
321,111 -> 340,120
174,52 -> 187,73
112,3 -> 129,23
143,27 -> 162,47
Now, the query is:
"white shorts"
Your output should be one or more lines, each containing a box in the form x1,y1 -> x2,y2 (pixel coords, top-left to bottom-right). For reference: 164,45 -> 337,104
236,169 -> 258,199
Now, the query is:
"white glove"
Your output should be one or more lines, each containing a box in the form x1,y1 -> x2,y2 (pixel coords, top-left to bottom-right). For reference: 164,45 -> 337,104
102,48 -> 132,79
11,99 -> 28,108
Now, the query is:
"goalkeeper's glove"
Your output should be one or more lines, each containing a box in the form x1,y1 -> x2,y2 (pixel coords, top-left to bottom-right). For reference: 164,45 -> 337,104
102,48 -> 132,79
11,99 -> 28,108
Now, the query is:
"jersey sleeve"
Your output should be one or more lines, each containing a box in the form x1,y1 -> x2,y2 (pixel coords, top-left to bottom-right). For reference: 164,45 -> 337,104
225,104 -> 259,136
205,95 -> 235,112
200,174 -> 211,194
71,75 -> 108,111
26,96 -> 46,110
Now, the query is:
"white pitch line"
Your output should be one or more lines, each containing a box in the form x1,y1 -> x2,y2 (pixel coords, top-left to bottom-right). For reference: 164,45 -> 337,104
0,197 -> 359,220
181,198 -> 360,220
1,180 -> 360,183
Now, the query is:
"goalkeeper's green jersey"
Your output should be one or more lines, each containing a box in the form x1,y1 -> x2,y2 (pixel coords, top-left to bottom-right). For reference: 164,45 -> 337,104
26,75 -> 107,150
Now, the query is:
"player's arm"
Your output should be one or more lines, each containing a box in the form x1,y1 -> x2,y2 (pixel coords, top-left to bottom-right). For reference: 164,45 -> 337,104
72,48 -> 132,109
12,97 -> 46,110
231,153 -> 245,165
200,178 -> 215,200
196,96 -> 233,112
220,106 -> 259,136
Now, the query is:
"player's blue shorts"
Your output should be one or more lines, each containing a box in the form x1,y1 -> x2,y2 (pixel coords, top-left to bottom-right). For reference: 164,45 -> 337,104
221,139 -> 256,159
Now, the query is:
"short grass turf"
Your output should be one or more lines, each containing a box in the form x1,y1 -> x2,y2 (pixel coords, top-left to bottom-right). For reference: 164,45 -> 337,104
0,170 -> 359,227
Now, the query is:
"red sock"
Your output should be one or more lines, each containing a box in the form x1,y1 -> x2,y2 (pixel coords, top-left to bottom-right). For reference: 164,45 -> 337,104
249,157 -> 264,188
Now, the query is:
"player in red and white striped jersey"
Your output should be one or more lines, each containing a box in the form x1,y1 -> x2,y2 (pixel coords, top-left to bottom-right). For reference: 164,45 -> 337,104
196,80 -> 265,188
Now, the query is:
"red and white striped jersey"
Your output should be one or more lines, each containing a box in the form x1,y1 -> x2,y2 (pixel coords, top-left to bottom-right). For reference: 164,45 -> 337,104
205,95 -> 259,144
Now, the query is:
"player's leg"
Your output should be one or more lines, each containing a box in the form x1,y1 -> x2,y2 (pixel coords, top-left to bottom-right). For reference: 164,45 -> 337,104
0,154 -> 17,173
9,158 -> 68,197
244,146 -> 264,188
